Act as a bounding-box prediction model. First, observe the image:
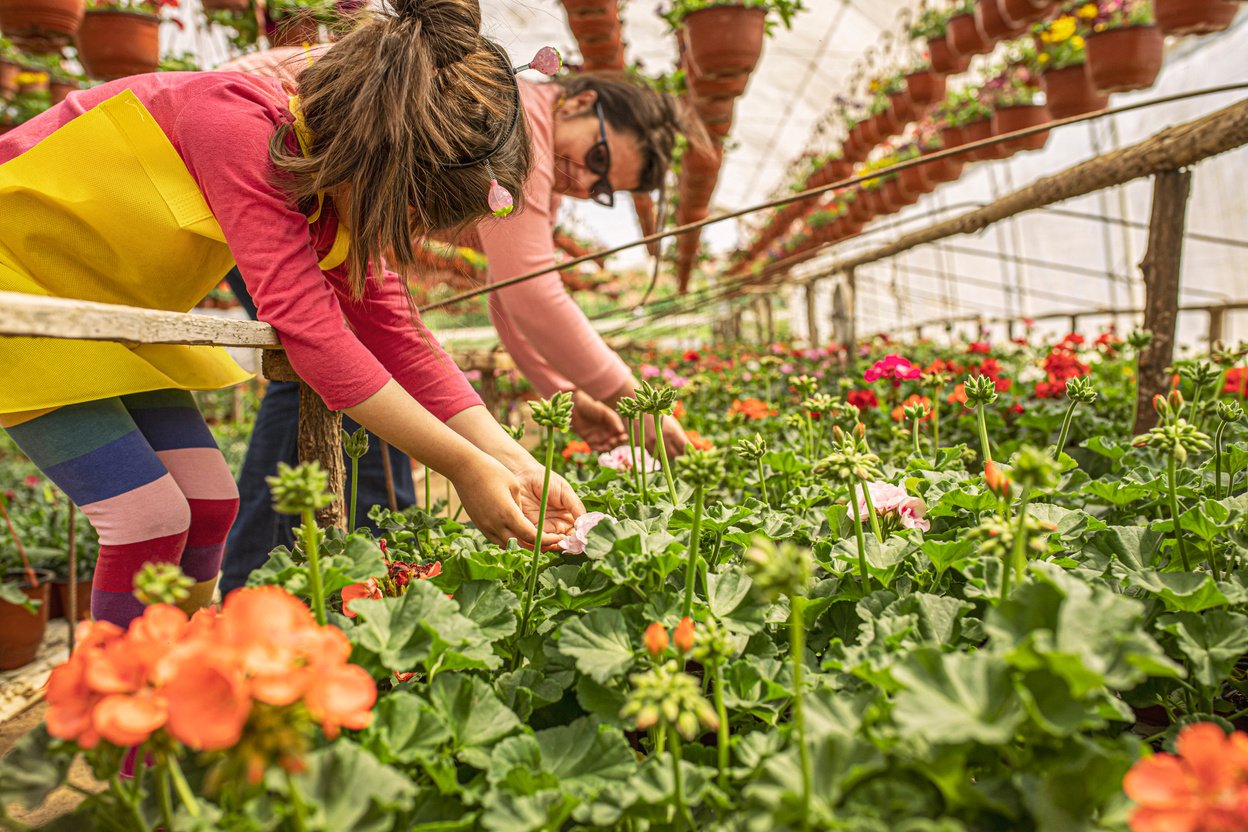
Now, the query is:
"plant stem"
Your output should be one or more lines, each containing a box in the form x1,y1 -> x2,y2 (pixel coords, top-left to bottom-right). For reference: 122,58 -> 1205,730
155,763 -> 175,832
710,656 -> 730,793
976,404 -> 993,466
757,459 -> 770,507
639,417 -> 650,505
1055,401 -> 1078,459
285,770 -> 310,832
1188,386 -> 1202,430
110,775 -> 150,832
668,726 -> 693,832
348,455 -> 359,534
518,428 -> 556,641
424,464 -> 432,516
626,417 -> 641,493
859,479 -> 884,544
708,532 -> 724,571
932,393 -> 942,454
1010,485 -> 1032,589
681,483 -> 705,619
1215,421 -> 1227,501
790,595 -> 811,831
653,414 -> 679,506
1167,452 -> 1193,572
167,755 -> 201,818
301,508 -> 327,625
0,494 -> 37,587
852,481 -> 871,593
911,417 -> 921,459
1129,355 -> 1142,434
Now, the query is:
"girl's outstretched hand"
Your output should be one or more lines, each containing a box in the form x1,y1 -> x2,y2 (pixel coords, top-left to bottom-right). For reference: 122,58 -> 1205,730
512,463 -> 585,544
452,454 -> 560,550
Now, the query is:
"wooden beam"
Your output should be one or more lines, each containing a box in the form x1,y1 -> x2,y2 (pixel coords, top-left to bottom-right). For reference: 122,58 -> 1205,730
805,282 -> 819,346
1135,169 -> 1193,435
791,97 -> 1248,284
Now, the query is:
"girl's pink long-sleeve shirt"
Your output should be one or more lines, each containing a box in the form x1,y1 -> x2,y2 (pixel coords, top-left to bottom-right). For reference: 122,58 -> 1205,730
0,71 -> 481,419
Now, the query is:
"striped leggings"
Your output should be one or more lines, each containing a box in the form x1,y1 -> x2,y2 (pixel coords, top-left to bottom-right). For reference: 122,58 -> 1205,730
2,390 -> 239,628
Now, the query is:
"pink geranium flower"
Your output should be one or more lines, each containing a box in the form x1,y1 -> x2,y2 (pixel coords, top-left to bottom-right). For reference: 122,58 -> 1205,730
599,445 -> 661,473
559,512 -> 612,555
863,354 -> 923,386
640,364 -> 661,379
849,481 -> 931,533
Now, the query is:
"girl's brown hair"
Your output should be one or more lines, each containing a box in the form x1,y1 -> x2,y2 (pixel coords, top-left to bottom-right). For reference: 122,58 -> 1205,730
554,72 -> 710,193
270,0 -> 532,297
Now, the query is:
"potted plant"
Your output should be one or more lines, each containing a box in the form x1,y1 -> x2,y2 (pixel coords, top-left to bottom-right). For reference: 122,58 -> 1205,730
0,84 -> 48,131
977,0 -> 1028,40
76,0 -> 176,80
1000,0 -> 1058,28
0,0 -> 83,53
918,120 -> 966,184
939,86 -> 997,162
897,141 -> 937,197
947,0 -> 995,57
1082,0 -> 1164,93
665,0 -> 804,81
910,6 -> 969,76
0,495 -> 51,671
881,71 -> 917,124
904,57 -> 948,108
158,49 -> 198,71
265,0 -> 332,48
0,36 -> 22,96
1155,0 -> 1238,36
987,52 -> 1051,152
4,480 -> 98,620
1035,11 -> 1108,117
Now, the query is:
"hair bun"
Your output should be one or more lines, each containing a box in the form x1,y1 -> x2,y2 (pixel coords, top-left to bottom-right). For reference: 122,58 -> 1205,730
392,0 -> 483,67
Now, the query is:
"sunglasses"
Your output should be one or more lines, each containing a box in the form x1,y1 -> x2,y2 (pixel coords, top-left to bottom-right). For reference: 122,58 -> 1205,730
585,100 -> 614,208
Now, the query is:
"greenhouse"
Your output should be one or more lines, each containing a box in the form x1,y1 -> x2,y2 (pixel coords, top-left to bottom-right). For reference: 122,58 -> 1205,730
1,0 -> 1248,828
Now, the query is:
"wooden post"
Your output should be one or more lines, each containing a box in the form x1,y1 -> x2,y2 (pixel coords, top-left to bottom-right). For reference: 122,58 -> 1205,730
479,367 -> 500,420
842,269 -> 858,372
761,297 -> 775,343
262,350 -> 347,530
1135,169 -> 1193,435
805,281 -> 819,347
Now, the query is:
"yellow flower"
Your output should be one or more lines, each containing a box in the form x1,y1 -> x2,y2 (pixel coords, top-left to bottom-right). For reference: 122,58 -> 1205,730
16,71 -> 48,85
1077,3 -> 1098,20
1037,53 -> 1051,64
1071,35 -> 1086,49
1039,32 -> 1053,43
1049,16 -> 1077,42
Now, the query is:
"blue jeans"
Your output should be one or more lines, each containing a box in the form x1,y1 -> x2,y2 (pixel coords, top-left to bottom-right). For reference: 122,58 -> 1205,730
217,268 -> 415,595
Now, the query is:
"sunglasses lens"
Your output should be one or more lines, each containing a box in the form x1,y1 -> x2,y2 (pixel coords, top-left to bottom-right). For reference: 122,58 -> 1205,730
590,181 -> 614,207
585,142 -> 609,175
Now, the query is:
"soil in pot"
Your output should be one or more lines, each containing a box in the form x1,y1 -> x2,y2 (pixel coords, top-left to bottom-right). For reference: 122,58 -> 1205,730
947,13 -> 994,57
76,9 -> 159,79
993,103 -> 1052,153
1085,25 -> 1164,93
683,5 -> 766,79
928,36 -> 971,75
977,0 -> 1028,39
1041,64 -> 1109,118
0,0 -> 83,51
1155,0 -> 1238,35
905,69 -> 947,108
0,569 -> 53,671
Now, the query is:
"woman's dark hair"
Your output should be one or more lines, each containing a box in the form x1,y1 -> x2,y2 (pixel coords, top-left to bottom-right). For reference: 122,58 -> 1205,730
270,0 -> 532,297
554,72 -> 710,193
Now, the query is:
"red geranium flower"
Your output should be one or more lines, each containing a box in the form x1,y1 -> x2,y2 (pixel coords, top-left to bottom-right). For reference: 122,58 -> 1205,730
864,354 -> 922,386
846,389 -> 879,410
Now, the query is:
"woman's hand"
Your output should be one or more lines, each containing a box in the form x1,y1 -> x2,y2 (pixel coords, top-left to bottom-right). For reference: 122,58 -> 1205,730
512,463 -> 586,541
570,389 -> 627,452
451,454 -> 562,550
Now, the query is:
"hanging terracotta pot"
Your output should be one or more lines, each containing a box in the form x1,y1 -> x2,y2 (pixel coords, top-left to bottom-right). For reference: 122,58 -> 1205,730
567,8 -> 619,41
999,0 -> 1050,27
900,164 -> 935,197
202,0 -> 249,10
858,115 -> 881,146
889,89 -> 917,124
561,0 -> 611,14
1155,0 -> 1238,36
874,108 -> 902,140
848,195 -> 873,224
1085,25 -> 1164,93
0,0 -> 83,51
76,10 -> 159,80
947,13 -> 994,57
928,36 -> 971,76
905,68 -> 947,108
49,78 -> 77,103
0,58 -> 18,97
686,68 -> 749,100
939,124 -> 968,154
269,12 -> 319,48
977,0 -> 1027,39
962,116 -> 1011,161
683,4 -> 766,79
993,103 -> 1051,152
693,94 -> 734,129
1041,64 -> 1108,118
579,36 -> 622,60
0,569 -> 52,671
887,177 -> 919,208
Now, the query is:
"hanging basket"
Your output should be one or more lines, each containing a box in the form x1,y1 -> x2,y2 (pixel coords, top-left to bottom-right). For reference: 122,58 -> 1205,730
900,164 -> 935,197
682,4 -> 766,80
560,0 -> 611,13
904,68 -> 947,108
686,67 -> 749,100
0,58 -> 19,97
201,0 -> 249,11
927,36 -> 970,75
921,149 -> 965,184
947,13 -> 994,57
567,8 -> 619,41
962,116 -> 1011,162
0,569 -> 52,671
0,0 -> 83,51
1041,64 -> 1108,118
873,108 -> 902,140
993,103 -> 1051,153
76,9 -> 159,80
889,89 -> 917,124
1085,25 -> 1164,93
1155,0 -> 1238,36
977,0 -> 1027,39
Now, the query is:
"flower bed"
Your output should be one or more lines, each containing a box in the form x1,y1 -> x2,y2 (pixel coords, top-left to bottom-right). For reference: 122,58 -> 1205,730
4,329 -> 1248,830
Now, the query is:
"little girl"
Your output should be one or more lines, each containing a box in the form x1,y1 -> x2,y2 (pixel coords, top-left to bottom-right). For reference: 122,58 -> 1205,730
0,0 -> 584,627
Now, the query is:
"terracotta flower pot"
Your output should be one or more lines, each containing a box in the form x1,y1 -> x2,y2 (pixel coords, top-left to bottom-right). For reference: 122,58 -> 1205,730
1156,0 -> 1238,36
922,151 -> 965,184
848,197 -> 873,224
683,4 -> 766,80
0,58 -> 17,97
900,163 -> 936,196
49,78 -> 76,103
977,0 -> 1028,39
579,36 -> 622,60
962,116 -> 1011,161
269,13 -> 319,47
0,569 -> 52,671
0,0 -> 83,51
1041,64 -> 1109,118
890,176 -> 920,207
999,0 -> 1054,27
939,124 -> 968,153
568,8 -> 620,41
561,0 -> 611,12
858,115 -> 881,146
928,36 -> 970,75
947,13 -> 993,57
889,89 -> 917,124
874,108 -> 903,140
905,69 -> 947,108
49,577 -> 92,621
202,0 -> 249,10
693,94 -> 734,128
687,69 -> 749,100
993,103 -> 1052,152
1085,25 -> 1165,93
76,9 -> 159,79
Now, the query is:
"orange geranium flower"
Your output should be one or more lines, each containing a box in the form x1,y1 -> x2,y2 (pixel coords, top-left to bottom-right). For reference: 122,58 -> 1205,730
673,617 -> 695,653
562,440 -> 591,460
685,430 -> 713,451
93,691 -> 169,747
340,577 -> 382,620
673,400 -> 686,421
304,663 -> 377,739
947,383 -> 968,406
163,653 -> 252,751
1124,722 -> 1248,832
730,398 -> 777,420
644,622 -> 669,656
891,394 -> 933,423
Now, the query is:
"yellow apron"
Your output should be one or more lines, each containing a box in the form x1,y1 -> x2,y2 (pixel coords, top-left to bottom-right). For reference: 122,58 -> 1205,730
0,89 -> 347,418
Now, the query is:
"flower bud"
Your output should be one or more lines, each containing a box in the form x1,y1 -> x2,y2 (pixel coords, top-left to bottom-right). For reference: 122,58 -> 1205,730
984,460 -> 1010,498
1153,394 -> 1169,418
673,617 -> 695,653
644,622 -> 669,656
1168,389 -> 1184,412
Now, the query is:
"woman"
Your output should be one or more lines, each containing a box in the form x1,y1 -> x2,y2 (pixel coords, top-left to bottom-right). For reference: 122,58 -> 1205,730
0,0 -> 584,627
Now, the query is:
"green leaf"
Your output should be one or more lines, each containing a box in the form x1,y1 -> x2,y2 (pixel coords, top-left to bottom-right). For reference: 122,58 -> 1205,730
535,718 -> 636,793
919,538 -> 975,574
1014,669 -> 1102,737
281,740 -> 416,832
1083,436 -> 1129,467
1157,610 -> 1248,690
350,579 -> 500,674
453,580 -> 519,643
1089,526 -> 1163,571
707,567 -> 769,635
426,673 -> 521,766
556,608 -> 636,684
1028,504 -> 1106,539
1081,479 -> 1150,507
891,648 -> 1026,746
480,789 -> 577,832
1128,570 -> 1230,612
0,725 -> 73,810
359,690 -> 451,766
